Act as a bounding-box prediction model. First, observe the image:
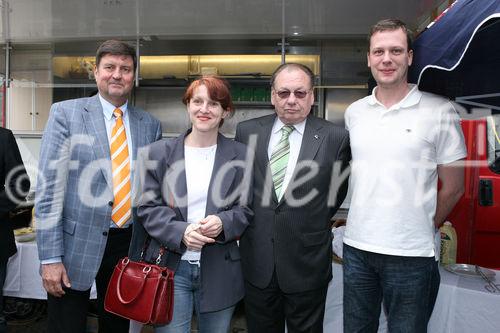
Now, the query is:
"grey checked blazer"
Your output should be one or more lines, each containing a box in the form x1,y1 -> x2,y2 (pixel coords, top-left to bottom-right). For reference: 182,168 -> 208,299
35,95 -> 162,291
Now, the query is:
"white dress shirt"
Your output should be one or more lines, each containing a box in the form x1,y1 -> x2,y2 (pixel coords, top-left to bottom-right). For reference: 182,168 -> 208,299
98,94 -> 133,172
99,94 -> 134,229
267,117 -> 306,201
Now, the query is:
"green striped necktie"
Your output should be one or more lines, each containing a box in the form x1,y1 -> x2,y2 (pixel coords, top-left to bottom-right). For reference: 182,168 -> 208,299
270,125 -> 294,200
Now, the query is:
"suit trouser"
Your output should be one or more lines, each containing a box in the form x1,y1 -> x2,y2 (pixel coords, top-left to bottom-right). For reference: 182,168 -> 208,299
244,270 -> 328,333
47,227 -> 132,333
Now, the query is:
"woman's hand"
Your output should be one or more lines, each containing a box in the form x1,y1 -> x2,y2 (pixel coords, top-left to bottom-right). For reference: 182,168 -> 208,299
182,224 -> 215,250
199,215 -> 223,238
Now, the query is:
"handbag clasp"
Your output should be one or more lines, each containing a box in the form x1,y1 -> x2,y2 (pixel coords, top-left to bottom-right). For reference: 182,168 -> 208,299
155,246 -> 166,265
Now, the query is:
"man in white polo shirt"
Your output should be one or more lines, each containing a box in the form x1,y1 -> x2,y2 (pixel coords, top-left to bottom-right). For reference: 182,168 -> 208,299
343,19 -> 466,333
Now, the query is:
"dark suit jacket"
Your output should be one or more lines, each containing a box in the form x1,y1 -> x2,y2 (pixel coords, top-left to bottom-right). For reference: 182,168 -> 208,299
235,114 -> 350,293
0,128 -> 30,262
130,130 -> 253,313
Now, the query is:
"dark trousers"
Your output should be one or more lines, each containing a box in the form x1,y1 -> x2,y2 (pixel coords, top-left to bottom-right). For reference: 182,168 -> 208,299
343,244 -> 440,333
47,227 -> 132,333
244,271 -> 328,333
0,259 -> 7,333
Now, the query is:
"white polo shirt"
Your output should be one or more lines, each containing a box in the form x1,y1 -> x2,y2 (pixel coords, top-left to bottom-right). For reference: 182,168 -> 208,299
344,84 -> 467,257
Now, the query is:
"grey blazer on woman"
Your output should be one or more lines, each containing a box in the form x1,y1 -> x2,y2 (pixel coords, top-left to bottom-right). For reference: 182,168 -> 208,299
129,130 -> 253,313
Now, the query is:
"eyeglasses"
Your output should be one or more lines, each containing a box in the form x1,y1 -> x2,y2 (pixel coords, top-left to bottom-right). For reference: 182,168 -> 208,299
275,90 -> 310,99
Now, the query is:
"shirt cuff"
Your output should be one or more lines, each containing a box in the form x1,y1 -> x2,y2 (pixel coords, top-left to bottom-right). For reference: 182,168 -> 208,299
41,257 -> 62,265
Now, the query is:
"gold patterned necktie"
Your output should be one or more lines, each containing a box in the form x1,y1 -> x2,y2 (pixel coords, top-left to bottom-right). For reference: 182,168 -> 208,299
110,108 -> 131,227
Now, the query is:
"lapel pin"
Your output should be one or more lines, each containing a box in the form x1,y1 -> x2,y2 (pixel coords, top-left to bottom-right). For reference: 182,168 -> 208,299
314,134 -> 319,139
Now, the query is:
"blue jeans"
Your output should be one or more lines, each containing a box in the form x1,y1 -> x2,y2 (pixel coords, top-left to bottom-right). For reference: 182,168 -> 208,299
343,244 -> 440,333
155,260 -> 235,333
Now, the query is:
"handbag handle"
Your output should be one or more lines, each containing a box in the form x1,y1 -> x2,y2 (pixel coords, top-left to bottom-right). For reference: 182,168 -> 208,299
116,258 -> 150,304
139,189 -> 174,263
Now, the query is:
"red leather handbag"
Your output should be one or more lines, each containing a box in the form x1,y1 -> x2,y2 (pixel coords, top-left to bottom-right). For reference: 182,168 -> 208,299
104,246 -> 174,325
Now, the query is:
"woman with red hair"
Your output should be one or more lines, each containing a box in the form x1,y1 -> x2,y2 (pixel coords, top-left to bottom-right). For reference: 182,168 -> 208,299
131,76 -> 253,332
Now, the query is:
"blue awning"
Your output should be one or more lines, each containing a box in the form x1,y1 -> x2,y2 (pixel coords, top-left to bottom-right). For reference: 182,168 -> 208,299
410,0 -> 500,109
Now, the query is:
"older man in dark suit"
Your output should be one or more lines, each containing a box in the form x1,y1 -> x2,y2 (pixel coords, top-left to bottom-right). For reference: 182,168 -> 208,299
0,128 -> 30,333
235,63 -> 351,333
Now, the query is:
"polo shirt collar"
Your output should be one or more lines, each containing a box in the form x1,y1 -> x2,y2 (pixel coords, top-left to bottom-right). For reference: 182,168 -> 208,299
368,84 -> 422,110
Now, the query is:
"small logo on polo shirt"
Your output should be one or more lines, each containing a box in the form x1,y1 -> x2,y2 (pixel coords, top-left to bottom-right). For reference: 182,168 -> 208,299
405,129 -> 412,133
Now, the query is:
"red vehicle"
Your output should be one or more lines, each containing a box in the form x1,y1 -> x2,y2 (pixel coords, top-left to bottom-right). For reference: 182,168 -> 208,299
449,116 -> 500,268
410,1 -> 500,268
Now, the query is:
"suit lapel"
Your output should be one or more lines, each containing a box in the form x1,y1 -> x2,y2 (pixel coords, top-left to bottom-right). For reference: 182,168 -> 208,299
279,116 -> 324,206
164,134 -> 188,221
82,95 -> 113,191
296,116 -> 324,162
205,134 -> 237,215
128,107 -> 143,202
255,115 -> 274,177
128,107 -> 143,162
255,115 -> 279,204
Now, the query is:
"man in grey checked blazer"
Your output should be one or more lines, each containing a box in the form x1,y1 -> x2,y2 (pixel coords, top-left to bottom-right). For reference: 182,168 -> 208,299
235,63 -> 351,332
36,40 -> 161,333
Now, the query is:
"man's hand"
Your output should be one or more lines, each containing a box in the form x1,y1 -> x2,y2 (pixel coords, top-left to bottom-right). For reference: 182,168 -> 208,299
182,224 -> 215,251
199,215 -> 223,238
41,262 -> 71,297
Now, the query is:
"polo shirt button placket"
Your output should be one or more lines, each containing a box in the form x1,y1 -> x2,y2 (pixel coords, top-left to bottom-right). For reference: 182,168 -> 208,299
378,110 -> 388,127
